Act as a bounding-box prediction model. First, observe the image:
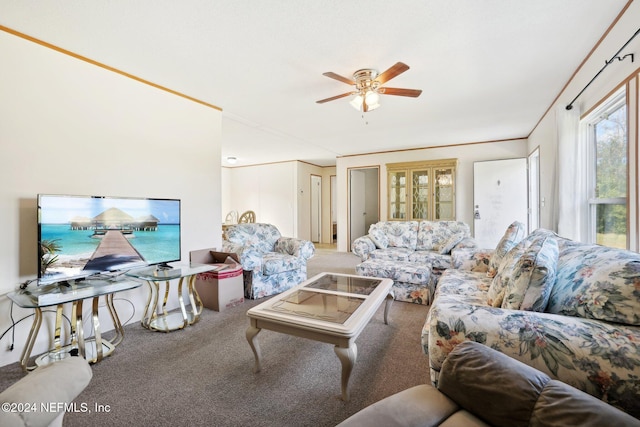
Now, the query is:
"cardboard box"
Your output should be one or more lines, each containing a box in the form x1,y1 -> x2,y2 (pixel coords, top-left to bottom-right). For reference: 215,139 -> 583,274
190,249 -> 239,265
191,249 -> 244,311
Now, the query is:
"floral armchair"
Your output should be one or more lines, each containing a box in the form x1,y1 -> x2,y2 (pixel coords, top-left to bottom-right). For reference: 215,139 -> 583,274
221,223 -> 315,299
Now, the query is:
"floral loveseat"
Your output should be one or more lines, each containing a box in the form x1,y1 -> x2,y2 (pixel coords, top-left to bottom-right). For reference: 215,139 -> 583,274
422,223 -> 640,417
222,223 -> 315,299
353,221 -> 476,304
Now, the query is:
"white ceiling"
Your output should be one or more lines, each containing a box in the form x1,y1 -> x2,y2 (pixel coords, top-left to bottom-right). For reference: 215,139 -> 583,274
0,1 -> 630,167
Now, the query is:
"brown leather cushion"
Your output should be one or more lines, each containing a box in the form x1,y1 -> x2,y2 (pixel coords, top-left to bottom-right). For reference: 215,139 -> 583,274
438,341 -> 640,427
438,341 -> 549,427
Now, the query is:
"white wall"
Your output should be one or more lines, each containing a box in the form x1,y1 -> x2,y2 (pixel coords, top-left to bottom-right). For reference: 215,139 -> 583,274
0,30 -> 222,366
528,2 -> 640,238
335,140 -> 528,251
223,162 -> 336,243
223,162 -> 297,237
221,167 -> 232,223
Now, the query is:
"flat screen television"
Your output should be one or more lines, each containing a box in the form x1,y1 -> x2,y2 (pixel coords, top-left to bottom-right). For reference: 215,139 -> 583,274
37,194 -> 181,285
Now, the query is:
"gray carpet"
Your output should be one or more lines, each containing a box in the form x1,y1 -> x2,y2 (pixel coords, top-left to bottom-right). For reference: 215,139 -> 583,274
0,249 -> 431,427
307,246 -> 362,277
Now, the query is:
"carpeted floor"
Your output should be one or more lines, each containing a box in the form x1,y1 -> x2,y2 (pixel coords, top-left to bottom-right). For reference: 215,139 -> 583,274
0,248 -> 431,427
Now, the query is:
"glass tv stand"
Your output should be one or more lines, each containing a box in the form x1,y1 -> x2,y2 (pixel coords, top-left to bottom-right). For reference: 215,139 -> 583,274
8,276 -> 141,371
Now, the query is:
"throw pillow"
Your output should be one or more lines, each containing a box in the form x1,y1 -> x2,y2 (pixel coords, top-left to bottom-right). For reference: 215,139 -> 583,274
486,239 -> 529,306
501,235 -> 559,312
438,233 -> 466,255
383,221 -> 419,249
455,237 -> 478,249
547,243 -> 640,326
492,288 -> 506,307
487,221 -> 526,278
368,228 -> 389,249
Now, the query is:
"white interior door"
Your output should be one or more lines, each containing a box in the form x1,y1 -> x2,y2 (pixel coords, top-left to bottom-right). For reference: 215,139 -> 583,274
473,158 -> 528,248
364,168 -> 379,230
528,148 -> 540,233
349,170 -> 366,247
310,175 -> 321,243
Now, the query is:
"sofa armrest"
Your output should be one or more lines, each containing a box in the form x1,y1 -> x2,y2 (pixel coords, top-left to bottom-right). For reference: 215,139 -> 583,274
450,248 -> 493,272
0,356 -> 92,427
351,235 -> 376,261
336,384 -> 465,427
274,237 -> 315,260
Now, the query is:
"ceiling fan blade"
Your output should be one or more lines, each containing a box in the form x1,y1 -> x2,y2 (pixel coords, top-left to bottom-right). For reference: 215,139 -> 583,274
322,72 -> 355,85
379,87 -> 422,97
316,92 -> 354,104
376,62 -> 410,84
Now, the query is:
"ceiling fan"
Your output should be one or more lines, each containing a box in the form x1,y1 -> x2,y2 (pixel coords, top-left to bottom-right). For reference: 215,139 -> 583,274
316,62 -> 422,112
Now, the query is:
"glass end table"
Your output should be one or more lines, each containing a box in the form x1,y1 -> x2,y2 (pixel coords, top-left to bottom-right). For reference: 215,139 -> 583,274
126,263 -> 216,332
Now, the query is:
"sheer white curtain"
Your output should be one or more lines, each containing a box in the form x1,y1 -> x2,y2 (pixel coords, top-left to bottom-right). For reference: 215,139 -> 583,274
555,105 -> 589,242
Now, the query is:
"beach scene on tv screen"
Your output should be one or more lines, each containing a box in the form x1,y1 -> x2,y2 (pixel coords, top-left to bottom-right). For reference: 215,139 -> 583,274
39,195 -> 180,282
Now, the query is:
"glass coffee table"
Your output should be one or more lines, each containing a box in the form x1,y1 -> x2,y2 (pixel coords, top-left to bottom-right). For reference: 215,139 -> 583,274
246,272 -> 394,401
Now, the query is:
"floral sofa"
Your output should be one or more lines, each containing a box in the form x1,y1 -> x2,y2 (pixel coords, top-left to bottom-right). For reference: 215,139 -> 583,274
422,222 -> 640,417
221,223 -> 315,299
352,220 -> 476,269
353,220 -> 476,304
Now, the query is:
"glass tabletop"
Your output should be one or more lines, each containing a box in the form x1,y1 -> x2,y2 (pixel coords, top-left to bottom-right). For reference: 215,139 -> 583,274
261,274 -> 388,324
125,263 -> 215,280
9,277 -> 141,308
265,290 -> 364,324
303,274 -> 384,296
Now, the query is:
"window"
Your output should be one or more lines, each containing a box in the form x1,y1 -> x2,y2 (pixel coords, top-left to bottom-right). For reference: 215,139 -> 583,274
585,89 -> 627,249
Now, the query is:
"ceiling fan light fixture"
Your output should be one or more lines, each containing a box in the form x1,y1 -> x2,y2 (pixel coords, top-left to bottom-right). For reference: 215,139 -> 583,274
364,90 -> 380,111
365,90 -> 379,105
317,62 -> 420,113
350,94 -> 363,110
366,100 -> 380,111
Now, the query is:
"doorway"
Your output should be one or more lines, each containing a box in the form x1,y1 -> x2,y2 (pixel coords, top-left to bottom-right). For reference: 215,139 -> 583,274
310,174 -> 322,243
473,158 -> 528,248
348,167 -> 379,249
528,148 -> 540,233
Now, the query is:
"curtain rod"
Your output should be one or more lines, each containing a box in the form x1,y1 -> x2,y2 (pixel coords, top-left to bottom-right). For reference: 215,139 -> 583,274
566,27 -> 639,110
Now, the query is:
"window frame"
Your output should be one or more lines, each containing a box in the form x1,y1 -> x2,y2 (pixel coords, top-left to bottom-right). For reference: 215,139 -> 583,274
583,87 -> 628,248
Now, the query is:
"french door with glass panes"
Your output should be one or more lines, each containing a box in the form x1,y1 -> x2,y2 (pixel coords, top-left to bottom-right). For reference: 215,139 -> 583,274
387,159 -> 457,221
